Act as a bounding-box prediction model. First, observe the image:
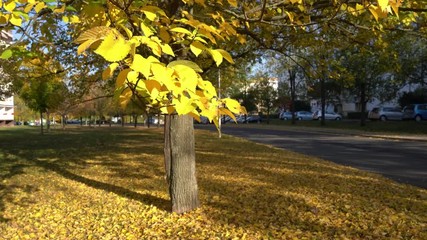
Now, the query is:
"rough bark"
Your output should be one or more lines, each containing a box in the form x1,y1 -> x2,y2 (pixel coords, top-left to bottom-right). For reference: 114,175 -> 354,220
164,114 -> 172,185
289,69 -> 296,125
360,82 -> 367,127
165,114 -> 200,214
39,111 -> 44,135
46,111 -> 50,132
320,78 -> 326,126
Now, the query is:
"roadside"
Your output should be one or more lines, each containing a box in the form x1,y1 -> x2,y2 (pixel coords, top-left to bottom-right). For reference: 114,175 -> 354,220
198,123 -> 427,189
216,121 -> 427,142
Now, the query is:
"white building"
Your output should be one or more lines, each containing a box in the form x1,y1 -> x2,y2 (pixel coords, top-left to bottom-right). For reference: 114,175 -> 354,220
0,30 -> 14,126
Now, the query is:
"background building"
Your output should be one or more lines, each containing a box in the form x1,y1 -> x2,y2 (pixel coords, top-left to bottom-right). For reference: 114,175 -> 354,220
0,30 -> 14,126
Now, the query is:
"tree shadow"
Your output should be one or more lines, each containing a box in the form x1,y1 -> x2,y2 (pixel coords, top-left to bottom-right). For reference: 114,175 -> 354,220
194,131 -> 427,238
27,158 -> 171,211
0,127 -> 171,218
0,156 -> 34,222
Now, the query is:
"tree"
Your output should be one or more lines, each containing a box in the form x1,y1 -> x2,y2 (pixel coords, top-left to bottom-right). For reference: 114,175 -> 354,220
247,73 -> 278,123
398,87 -> 427,107
13,54 -> 65,134
1,0 -> 423,213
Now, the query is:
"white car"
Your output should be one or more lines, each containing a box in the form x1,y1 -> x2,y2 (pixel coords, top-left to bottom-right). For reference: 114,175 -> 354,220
312,110 -> 342,120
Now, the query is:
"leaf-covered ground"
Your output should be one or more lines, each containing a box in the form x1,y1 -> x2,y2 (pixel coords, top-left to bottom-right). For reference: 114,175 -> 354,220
0,127 -> 426,239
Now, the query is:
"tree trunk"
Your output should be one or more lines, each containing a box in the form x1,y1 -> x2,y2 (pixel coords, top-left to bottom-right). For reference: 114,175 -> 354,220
40,111 -> 44,135
164,115 -> 172,184
164,114 -> 200,214
289,69 -> 296,125
61,114 -> 66,130
360,82 -> 367,127
320,78 -> 326,126
46,111 -> 50,132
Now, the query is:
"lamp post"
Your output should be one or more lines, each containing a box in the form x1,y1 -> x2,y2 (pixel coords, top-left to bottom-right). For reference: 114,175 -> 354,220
218,69 -> 221,138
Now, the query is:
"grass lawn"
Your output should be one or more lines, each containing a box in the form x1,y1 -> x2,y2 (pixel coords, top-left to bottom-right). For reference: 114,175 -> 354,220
266,118 -> 427,135
0,126 -> 426,239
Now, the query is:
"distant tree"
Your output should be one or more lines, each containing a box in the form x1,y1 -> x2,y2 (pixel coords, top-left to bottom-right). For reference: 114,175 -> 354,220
398,88 -> 427,107
248,73 -> 278,123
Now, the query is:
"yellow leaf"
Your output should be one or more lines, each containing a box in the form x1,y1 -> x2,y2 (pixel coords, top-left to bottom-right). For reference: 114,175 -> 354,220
355,3 -> 364,12
131,54 -> 151,79
34,2 -> 45,13
389,1 -> 401,17
194,0 -> 206,7
146,39 -> 162,57
141,21 -> 154,37
75,26 -> 111,44
189,111 -> 201,123
0,14 -> 9,25
147,6 -> 167,17
172,65 -> 199,92
145,80 -> 162,98
77,39 -> 97,55
219,108 -> 237,123
159,27 -> 171,43
69,15 -> 80,23
209,49 -> 223,66
102,62 -> 119,80
199,80 -> 217,98
62,16 -> 69,23
53,5 -> 66,13
368,5 -> 387,21
378,0 -> 389,12
170,27 -> 192,35
24,3 -> 35,13
161,106 -> 175,114
94,31 -> 131,62
119,88 -> 133,109
4,1 -> 16,12
190,41 -> 205,57
217,49 -> 234,64
9,13 -> 22,26
227,0 -> 238,7
116,68 -> 131,87
174,97 -> 195,115
118,24 -> 133,39
168,60 -> 203,73
223,98 -> 242,114
127,71 -> 139,84
151,63 -> 174,90
161,43 -> 175,57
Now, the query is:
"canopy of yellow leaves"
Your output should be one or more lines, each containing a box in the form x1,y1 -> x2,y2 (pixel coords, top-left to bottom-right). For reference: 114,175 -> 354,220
1,0 -> 409,126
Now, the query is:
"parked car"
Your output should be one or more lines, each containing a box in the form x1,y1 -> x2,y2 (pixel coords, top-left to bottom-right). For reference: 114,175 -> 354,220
295,111 -> 313,120
236,115 -> 262,123
368,107 -> 403,121
403,104 -> 427,122
279,111 -> 294,120
312,110 -> 342,120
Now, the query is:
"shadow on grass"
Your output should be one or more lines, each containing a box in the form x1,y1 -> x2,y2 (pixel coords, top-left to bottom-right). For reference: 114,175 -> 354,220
27,158 -> 171,212
0,153 -> 35,222
0,127 -> 171,217
195,131 -> 427,238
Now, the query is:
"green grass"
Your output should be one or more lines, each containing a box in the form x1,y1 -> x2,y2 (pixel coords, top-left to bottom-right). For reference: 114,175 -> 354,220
266,118 -> 427,135
0,126 -> 426,239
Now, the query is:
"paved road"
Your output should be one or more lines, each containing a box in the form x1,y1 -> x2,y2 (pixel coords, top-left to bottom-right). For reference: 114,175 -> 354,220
196,125 -> 427,189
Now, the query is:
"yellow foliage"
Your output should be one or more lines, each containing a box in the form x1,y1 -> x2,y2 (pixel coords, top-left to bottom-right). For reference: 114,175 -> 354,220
9,13 -> 22,26
94,31 -> 131,62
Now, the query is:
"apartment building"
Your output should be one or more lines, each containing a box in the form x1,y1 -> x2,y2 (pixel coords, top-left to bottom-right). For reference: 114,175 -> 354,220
0,30 -> 13,126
